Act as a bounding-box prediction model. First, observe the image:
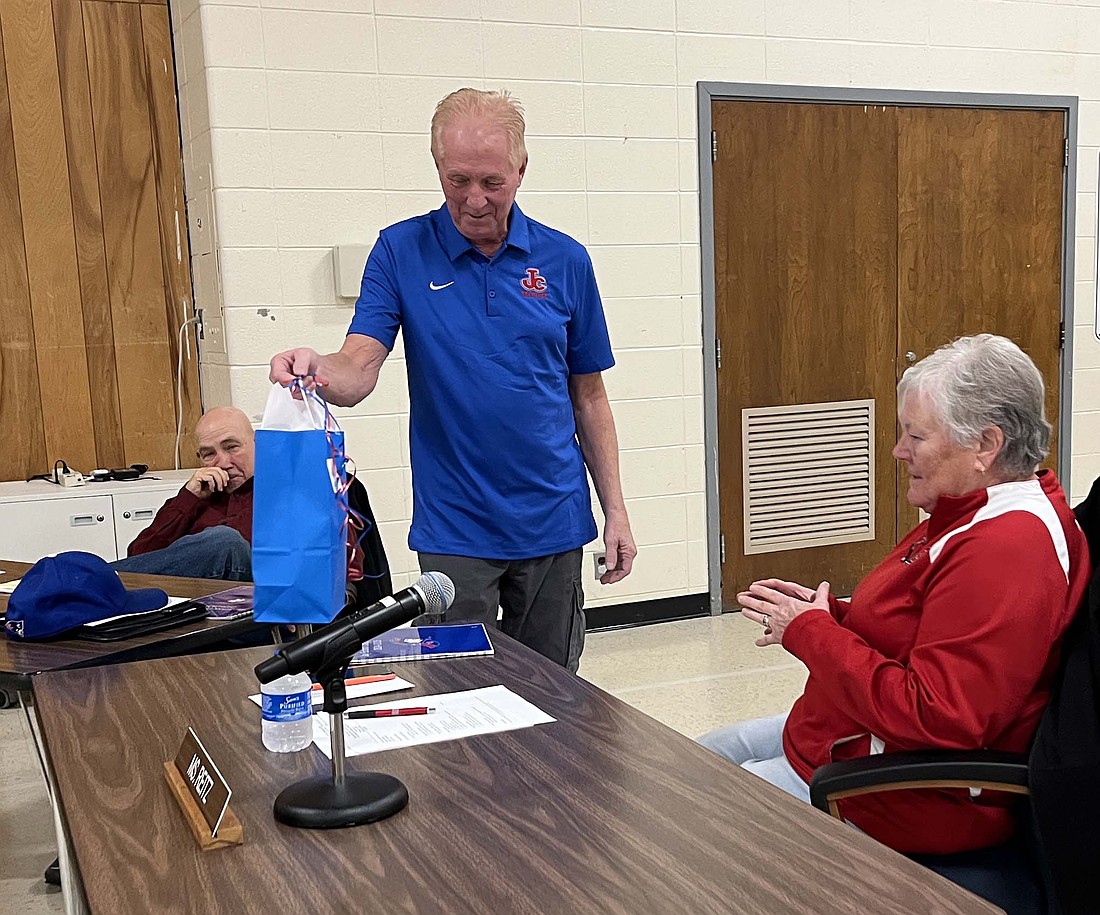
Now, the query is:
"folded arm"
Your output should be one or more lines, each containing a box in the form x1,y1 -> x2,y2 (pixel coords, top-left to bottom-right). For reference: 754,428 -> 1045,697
783,528 -> 1075,749
127,489 -> 206,556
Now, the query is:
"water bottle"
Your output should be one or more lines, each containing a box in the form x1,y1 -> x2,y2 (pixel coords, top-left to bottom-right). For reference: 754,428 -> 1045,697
260,669 -> 313,752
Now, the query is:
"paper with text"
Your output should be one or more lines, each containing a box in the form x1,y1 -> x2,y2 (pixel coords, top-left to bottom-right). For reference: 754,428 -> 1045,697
248,675 -> 414,708
312,685 -> 555,757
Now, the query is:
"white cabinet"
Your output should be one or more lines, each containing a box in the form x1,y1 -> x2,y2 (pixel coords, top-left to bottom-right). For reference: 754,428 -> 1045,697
112,489 -> 177,557
1,495 -> 116,561
0,471 -> 194,563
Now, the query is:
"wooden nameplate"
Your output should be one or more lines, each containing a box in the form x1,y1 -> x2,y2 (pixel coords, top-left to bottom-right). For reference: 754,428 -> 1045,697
164,761 -> 243,850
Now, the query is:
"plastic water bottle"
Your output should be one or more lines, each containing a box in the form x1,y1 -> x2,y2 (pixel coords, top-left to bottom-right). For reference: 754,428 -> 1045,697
260,670 -> 313,752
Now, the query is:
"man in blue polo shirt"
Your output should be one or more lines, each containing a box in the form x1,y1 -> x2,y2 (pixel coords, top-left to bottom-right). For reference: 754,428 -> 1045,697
270,88 -> 635,671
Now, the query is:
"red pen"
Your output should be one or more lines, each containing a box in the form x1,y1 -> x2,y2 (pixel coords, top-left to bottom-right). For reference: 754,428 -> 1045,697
347,707 -> 435,719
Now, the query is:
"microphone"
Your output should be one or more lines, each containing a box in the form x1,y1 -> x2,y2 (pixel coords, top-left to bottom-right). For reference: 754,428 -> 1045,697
255,571 -> 455,683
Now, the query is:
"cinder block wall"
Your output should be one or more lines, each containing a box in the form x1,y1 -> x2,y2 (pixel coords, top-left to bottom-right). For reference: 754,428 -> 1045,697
170,0 -> 1100,605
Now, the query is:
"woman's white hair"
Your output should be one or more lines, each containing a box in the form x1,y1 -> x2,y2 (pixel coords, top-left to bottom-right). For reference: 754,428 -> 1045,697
897,334 -> 1050,479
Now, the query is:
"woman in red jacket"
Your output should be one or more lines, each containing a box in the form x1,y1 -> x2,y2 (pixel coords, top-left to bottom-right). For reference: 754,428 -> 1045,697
699,334 -> 1090,855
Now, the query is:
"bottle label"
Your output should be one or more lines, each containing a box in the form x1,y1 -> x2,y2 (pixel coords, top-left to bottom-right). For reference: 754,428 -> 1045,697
261,690 -> 312,723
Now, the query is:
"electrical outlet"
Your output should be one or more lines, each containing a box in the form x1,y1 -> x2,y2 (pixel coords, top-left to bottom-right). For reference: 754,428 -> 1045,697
593,554 -> 607,579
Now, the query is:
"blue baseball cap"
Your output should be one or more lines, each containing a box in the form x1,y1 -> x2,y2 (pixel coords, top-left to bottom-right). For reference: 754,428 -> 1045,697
3,552 -> 168,640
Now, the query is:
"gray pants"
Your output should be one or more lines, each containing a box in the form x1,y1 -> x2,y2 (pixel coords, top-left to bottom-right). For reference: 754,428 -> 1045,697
418,549 -> 585,672
697,713 -> 811,803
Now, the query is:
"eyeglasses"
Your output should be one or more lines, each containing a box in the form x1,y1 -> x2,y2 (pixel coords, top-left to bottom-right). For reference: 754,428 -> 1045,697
901,536 -> 929,565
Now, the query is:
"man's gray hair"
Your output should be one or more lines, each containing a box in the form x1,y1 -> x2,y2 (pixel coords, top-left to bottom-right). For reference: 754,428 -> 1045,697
897,334 -> 1050,478
431,88 -> 526,168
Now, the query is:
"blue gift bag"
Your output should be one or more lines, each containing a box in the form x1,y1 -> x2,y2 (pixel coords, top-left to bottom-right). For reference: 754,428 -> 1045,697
252,384 -> 348,625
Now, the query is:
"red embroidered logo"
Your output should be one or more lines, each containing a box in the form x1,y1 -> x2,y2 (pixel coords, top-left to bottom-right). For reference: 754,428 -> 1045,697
520,267 -> 548,298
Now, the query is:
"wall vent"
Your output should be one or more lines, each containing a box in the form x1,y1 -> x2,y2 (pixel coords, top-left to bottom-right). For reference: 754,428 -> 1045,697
742,399 -> 875,555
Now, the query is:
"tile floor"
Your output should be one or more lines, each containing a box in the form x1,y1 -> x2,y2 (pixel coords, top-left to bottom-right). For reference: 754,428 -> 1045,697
0,612 -> 807,915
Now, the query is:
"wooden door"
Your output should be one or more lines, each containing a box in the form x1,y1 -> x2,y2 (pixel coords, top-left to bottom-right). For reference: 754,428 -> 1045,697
713,101 -> 901,599
0,0 -> 198,482
895,106 -> 1065,536
712,100 -> 1066,605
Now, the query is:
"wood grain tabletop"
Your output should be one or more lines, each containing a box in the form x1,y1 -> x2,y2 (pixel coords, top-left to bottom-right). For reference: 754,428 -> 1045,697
1,561 -> 257,691
33,634 -> 999,915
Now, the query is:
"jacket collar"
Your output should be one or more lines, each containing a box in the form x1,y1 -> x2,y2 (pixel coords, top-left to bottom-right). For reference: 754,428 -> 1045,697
927,470 -> 1058,539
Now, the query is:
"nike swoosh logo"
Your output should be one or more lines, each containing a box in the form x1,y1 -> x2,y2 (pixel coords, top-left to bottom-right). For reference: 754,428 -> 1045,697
429,281 -> 454,291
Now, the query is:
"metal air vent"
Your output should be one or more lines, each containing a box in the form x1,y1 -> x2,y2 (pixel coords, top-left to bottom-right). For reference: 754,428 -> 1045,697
742,400 -> 875,555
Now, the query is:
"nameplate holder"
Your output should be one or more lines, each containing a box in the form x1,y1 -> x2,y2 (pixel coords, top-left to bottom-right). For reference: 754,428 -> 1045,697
164,726 -> 243,851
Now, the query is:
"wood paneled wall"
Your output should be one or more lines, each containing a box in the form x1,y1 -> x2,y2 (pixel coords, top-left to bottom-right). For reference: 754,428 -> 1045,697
0,0 -> 198,482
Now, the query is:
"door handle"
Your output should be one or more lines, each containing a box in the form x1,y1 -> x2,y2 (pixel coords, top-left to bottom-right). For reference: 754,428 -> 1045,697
71,514 -> 104,526
905,351 -> 917,364
122,509 -> 154,521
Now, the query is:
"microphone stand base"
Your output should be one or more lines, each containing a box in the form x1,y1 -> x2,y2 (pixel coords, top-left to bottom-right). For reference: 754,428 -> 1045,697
273,773 -> 408,829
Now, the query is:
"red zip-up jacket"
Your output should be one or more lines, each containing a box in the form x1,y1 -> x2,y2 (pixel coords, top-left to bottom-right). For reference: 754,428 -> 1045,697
782,471 -> 1088,854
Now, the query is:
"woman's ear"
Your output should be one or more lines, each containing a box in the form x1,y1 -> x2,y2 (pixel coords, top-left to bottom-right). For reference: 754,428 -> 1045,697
976,425 -> 1005,472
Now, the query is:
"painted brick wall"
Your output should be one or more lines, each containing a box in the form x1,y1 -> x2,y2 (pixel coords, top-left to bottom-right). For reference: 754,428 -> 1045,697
170,0 -> 1100,604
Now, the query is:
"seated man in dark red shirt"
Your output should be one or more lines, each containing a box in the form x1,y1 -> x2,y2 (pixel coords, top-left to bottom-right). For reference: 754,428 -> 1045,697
113,406 -> 256,580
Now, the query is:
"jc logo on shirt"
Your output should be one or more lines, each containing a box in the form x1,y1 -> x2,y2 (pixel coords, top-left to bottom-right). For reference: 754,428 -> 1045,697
520,267 -> 549,298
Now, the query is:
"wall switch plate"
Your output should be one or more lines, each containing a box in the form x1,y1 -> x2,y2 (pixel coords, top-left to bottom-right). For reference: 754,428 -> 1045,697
333,244 -> 371,299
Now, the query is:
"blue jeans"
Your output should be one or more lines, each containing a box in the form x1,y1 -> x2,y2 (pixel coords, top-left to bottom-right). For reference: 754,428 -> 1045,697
697,713 -> 811,803
112,527 -> 253,581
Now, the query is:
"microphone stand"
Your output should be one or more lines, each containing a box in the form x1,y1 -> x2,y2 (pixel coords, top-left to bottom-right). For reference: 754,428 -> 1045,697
272,627 -> 409,829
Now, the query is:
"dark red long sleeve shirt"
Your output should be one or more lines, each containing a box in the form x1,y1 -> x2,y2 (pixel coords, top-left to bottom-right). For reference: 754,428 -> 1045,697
127,480 -> 254,556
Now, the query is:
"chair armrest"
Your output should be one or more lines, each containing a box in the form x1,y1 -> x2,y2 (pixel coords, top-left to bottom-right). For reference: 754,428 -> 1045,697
809,749 -> 1029,817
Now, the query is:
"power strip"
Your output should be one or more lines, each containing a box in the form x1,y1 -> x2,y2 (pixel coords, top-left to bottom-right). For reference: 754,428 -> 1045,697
59,470 -> 85,487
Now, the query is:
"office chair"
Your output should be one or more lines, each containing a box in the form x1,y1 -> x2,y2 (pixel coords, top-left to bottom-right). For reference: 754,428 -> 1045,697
809,749 -> 1045,913
809,475 -> 1100,915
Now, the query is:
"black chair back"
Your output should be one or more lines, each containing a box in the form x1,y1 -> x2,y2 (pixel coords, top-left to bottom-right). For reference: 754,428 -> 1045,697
343,475 -> 392,613
1026,483 -> 1100,915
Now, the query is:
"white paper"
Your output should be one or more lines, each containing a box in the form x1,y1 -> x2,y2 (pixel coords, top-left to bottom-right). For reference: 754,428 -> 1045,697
311,685 -> 555,757
248,675 -> 414,708
260,382 -> 325,431
0,577 -> 188,615
80,597 -> 192,627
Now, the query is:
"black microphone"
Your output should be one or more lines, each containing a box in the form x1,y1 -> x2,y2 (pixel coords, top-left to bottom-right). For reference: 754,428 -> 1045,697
255,571 -> 455,683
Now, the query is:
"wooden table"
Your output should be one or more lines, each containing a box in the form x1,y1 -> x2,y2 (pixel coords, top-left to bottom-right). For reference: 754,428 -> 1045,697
0,560 -> 259,693
33,635 -> 998,914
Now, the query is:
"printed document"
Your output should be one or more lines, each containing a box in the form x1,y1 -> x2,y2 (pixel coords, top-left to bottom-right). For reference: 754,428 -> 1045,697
312,685 -> 555,756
